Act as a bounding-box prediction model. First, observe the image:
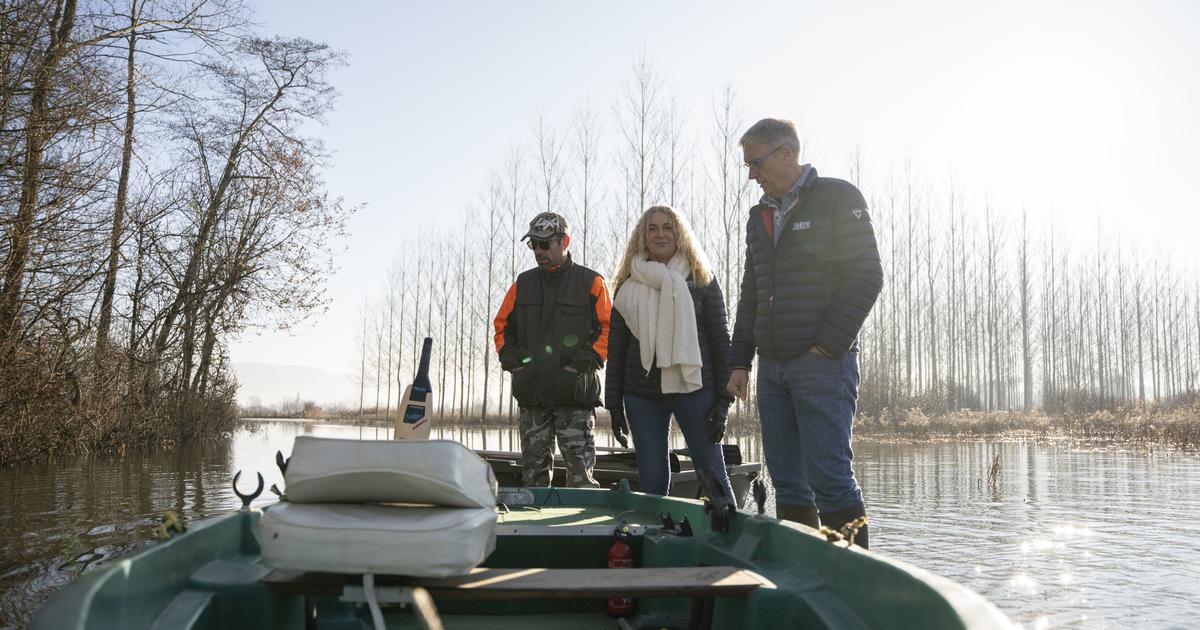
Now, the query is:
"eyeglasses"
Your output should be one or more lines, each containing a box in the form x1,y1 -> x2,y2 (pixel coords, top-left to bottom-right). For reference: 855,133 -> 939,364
744,145 -> 782,170
527,238 -> 557,251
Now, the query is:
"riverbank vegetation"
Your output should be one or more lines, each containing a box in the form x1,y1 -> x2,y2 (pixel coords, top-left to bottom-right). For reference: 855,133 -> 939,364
240,394 -> 1200,451
855,398 -> 1200,449
0,1 -> 349,466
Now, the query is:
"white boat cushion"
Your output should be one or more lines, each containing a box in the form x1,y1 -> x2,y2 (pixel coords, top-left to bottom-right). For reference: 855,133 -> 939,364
284,437 -> 497,508
259,502 -> 497,577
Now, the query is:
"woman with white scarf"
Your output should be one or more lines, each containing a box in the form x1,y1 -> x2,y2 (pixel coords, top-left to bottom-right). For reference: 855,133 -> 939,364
605,206 -> 737,504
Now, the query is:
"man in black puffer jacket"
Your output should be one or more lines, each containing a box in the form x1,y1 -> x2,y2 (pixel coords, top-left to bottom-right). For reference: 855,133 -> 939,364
726,118 -> 882,548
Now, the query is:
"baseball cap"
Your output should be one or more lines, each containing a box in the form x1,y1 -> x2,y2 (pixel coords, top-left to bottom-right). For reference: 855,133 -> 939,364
522,212 -> 569,241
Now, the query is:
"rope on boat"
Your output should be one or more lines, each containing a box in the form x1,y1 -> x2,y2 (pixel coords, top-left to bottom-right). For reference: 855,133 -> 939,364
363,574 -> 385,630
359,575 -> 444,630
540,486 -> 564,506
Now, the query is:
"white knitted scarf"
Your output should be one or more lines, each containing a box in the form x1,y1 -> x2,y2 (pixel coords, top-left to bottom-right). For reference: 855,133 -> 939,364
614,253 -> 703,394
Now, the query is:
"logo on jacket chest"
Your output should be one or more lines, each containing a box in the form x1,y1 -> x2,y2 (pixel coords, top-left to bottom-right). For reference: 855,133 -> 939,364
791,220 -> 812,231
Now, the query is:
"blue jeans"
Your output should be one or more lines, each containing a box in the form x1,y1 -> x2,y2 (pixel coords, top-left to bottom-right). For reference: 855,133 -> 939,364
756,351 -> 863,512
624,389 -> 737,506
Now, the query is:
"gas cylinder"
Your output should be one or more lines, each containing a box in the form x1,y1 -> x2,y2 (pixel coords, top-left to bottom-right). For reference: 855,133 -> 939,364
606,526 -> 635,617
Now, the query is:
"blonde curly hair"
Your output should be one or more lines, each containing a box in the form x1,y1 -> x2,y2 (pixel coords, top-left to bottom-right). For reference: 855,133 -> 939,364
613,205 -> 713,291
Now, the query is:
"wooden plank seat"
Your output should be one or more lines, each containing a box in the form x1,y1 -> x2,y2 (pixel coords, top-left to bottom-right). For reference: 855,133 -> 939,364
262,566 -> 768,599
262,566 -> 770,629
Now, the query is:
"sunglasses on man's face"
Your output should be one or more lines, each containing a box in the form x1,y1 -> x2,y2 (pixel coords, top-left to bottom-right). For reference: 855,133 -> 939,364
527,238 -> 557,251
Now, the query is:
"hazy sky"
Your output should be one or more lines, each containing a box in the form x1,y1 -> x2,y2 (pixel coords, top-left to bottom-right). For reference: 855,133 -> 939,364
232,1 -> 1200,405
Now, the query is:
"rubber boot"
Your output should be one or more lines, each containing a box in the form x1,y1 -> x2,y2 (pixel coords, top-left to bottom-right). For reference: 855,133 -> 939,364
819,502 -> 869,549
776,503 -> 820,529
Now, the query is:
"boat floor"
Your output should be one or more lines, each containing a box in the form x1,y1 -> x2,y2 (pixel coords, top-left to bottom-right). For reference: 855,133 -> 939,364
496,504 -> 659,528
384,611 -> 614,629
308,505 -> 691,628
29,488 -> 1014,630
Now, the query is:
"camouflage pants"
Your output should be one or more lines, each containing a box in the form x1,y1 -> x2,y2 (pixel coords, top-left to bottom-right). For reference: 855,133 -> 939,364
518,406 -> 600,488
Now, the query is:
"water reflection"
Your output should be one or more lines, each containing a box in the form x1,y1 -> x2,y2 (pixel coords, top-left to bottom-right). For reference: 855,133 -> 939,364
855,441 -> 1200,629
2,422 -> 1198,629
0,442 -> 236,628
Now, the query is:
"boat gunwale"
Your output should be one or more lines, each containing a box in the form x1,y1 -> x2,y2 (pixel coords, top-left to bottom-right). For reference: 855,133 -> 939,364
31,486 -> 1014,630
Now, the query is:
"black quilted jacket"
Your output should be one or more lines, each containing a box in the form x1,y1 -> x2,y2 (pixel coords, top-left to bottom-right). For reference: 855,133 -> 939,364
729,168 -> 883,367
605,277 -> 734,410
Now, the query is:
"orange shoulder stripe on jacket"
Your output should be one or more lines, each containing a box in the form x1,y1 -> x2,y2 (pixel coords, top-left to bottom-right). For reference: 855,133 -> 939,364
590,275 -> 612,362
493,282 -> 518,354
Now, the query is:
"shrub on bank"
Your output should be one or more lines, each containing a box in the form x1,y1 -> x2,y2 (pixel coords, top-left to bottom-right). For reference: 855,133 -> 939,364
857,402 -> 1200,448
0,346 -> 242,467
1067,404 -> 1200,448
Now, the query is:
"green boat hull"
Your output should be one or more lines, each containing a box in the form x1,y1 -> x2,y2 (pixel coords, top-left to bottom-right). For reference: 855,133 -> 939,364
33,484 -> 1012,629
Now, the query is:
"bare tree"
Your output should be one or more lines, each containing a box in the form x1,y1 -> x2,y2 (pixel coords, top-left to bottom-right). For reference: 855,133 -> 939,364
710,83 -> 746,320
533,112 -> 564,216
613,55 -> 664,234
145,37 -> 345,394
433,236 -> 453,419
95,0 -> 244,365
501,148 -> 525,422
1018,208 -> 1033,410
0,3 -> 351,465
480,173 -> 504,421
356,301 -> 370,422
454,211 -> 472,418
663,93 -> 687,207
571,103 -> 603,267
0,0 -> 86,361
385,256 -> 408,421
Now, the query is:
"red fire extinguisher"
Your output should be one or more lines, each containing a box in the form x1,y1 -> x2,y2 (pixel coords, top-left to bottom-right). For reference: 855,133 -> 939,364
607,526 -> 635,617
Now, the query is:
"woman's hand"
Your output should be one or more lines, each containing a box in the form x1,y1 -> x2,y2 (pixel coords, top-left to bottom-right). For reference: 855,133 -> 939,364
609,405 -> 630,448
706,398 -> 731,444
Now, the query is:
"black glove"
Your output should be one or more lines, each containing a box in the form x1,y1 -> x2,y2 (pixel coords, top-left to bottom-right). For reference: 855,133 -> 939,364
609,405 -> 630,448
706,398 -> 731,444
571,352 -> 600,373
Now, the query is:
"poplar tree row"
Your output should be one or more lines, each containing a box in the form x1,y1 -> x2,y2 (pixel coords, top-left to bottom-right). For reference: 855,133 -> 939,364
349,59 -> 1198,427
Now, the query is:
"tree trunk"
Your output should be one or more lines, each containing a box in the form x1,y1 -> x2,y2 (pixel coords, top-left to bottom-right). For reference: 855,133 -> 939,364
0,0 -> 78,361
1019,210 -> 1033,411
96,2 -> 138,365
148,80 -> 290,386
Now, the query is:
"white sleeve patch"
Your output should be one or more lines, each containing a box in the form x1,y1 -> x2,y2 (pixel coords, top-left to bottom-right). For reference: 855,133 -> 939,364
850,208 -> 869,220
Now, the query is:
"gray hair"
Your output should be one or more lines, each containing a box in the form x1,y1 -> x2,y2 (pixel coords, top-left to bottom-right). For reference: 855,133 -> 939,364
739,118 -> 800,155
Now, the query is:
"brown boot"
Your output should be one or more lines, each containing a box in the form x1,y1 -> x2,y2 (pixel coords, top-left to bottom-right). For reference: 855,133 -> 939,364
776,503 -> 820,529
819,502 -> 869,549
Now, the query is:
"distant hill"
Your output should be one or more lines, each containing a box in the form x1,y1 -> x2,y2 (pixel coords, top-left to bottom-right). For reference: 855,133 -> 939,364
232,362 -> 356,407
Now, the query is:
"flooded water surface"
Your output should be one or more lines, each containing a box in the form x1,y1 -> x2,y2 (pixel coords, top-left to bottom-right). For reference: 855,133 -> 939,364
2,420 -> 1199,628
